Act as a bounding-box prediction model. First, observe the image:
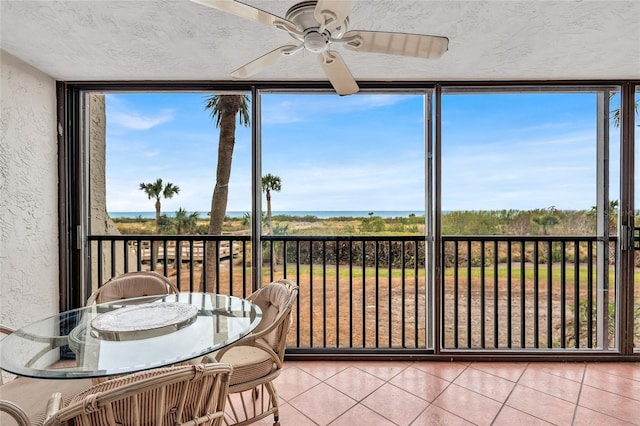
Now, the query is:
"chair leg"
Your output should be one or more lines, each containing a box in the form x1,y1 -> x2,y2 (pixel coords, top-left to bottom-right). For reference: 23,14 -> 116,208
265,382 -> 280,426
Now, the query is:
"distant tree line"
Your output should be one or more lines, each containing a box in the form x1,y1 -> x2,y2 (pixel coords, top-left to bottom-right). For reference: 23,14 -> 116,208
263,240 -> 427,269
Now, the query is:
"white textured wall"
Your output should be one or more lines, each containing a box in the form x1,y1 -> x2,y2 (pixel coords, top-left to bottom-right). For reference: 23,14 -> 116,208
0,49 -> 59,328
89,94 -> 134,289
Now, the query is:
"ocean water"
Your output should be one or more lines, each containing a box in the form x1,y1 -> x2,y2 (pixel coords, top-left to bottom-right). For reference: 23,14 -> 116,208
108,210 -> 424,219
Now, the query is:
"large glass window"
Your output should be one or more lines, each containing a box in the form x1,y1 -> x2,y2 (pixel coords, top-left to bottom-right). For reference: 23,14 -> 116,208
259,92 -> 429,348
260,93 -> 426,226
87,91 -> 252,295
441,91 -> 617,221
439,88 -> 621,350
74,83 -> 637,356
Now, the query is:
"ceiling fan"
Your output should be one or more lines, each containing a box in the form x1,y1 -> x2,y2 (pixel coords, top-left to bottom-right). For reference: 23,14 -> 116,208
192,0 -> 449,95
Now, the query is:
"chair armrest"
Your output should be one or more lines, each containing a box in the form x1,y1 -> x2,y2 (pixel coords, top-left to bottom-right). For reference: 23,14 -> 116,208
252,339 -> 283,368
0,400 -> 31,426
85,292 -> 99,306
239,306 -> 293,344
44,392 -> 63,423
205,339 -> 281,368
0,325 -> 17,336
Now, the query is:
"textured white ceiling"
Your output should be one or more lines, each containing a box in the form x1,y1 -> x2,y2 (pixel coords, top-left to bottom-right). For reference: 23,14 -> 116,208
1,0 -> 639,83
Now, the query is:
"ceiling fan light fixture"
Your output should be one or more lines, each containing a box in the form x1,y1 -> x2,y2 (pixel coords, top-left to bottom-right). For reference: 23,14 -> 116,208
304,30 -> 329,53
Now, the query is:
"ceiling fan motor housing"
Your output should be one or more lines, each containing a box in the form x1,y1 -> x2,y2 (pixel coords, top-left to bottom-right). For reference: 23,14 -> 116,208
304,30 -> 329,53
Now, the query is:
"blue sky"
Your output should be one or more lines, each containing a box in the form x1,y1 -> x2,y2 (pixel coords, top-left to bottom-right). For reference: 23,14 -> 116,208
104,90 -> 633,214
441,92 -> 615,211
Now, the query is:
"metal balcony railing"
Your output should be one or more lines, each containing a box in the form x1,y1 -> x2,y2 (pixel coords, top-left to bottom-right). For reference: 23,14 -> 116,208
441,236 -> 618,351
88,234 -> 622,355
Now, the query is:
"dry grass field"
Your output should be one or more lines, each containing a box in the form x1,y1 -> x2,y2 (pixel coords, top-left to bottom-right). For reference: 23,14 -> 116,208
155,259 -> 635,351
117,216 -> 639,350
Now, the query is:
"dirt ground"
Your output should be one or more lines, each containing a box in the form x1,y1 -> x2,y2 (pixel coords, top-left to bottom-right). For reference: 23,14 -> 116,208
159,261 -> 635,350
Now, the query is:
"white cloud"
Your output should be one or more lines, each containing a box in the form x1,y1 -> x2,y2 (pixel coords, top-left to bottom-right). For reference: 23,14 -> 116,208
261,100 -> 306,124
264,155 -> 425,211
109,110 -> 174,130
106,94 -> 175,130
261,93 -> 413,125
343,94 -> 409,110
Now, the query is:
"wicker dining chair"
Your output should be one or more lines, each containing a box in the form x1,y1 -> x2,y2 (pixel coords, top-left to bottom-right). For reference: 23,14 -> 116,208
205,279 -> 299,426
0,376 -> 88,426
86,271 -> 180,305
42,362 -> 232,426
0,326 -> 93,426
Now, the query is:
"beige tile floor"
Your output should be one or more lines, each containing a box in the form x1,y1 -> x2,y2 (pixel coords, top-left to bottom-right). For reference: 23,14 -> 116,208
255,360 -> 640,425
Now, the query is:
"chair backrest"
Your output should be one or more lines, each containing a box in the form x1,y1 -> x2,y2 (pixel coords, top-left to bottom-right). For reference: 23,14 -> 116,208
247,279 -> 299,360
42,363 -> 232,426
86,271 -> 180,305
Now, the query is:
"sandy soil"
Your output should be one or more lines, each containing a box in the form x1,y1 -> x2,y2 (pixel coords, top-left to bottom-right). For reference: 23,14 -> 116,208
160,260 -> 630,350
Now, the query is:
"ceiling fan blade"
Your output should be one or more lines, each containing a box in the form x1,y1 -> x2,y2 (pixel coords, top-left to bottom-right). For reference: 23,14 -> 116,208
343,30 -> 449,59
314,0 -> 352,28
191,0 -> 298,33
319,51 -> 359,96
231,45 -> 298,78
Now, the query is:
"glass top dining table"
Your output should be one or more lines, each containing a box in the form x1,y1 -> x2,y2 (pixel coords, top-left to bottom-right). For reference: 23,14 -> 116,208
0,292 -> 262,379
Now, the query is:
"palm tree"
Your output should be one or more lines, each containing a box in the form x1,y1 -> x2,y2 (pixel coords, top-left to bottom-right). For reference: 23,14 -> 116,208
202,94 -> 250,291
174,208 -> 199,270
174,208 -> 199,234
532,214 -> 559,235
139,178 -> 180,234
532,206 -> 559,235
139,178 -> 180,266
261,173 -> 282,234
610,92 -> 638,128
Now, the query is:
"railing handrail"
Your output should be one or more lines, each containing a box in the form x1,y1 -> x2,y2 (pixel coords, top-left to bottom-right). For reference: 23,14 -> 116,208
88,234 -> 251,241
443,235 -> 617,242
88,234 -> 618,242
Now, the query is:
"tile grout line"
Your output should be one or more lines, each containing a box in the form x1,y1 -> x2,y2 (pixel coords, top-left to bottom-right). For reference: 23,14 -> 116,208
285,364 -> 355,426
314,361 -> 398,425
406,361 -> 476,426
569,362 -> 587,426
284,400 -> 323,426
421,361 -> 526,424
324,361 -> 406,426
575,364 -> 640,425
389,361 -> 436,426
284,361 -> 639,426
489,361 -> 530,426
371,361 -> 419,426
